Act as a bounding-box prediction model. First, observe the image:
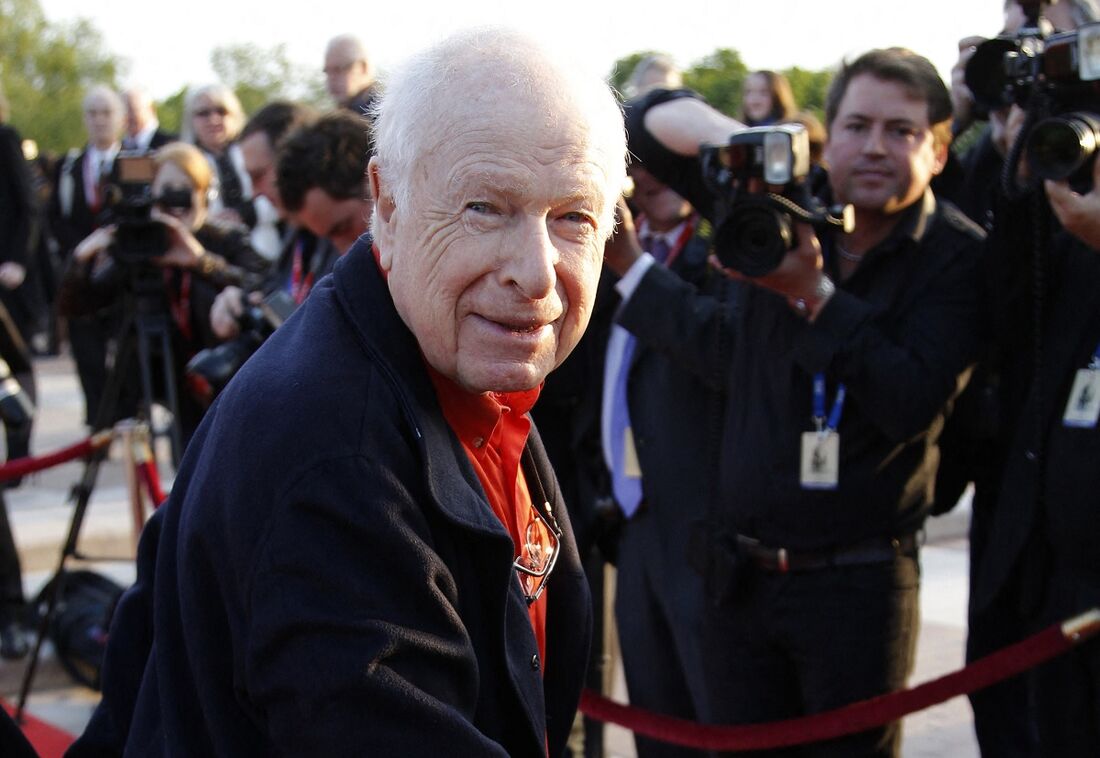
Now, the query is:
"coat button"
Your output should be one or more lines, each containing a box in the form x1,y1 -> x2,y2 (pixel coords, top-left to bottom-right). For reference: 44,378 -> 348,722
530,654 -> 540,671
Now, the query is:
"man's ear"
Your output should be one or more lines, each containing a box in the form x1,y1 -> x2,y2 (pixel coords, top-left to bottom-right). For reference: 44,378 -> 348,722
931,140 -> 949,176
368,157 -> 396,271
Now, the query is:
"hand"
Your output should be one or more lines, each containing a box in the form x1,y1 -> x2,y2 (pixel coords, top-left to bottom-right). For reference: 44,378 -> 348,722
0,263 -> 26,290
711,222 -> 833,319
150,208 -> 206,270
603,197 -> 644,277
1045,159 -> 1100,251
73,225 -> 116,264
950,36 -> 986,130
210,286 -> 255,340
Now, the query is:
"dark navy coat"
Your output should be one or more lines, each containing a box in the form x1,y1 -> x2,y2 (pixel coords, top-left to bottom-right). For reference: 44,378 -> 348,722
69,237 -> 593,757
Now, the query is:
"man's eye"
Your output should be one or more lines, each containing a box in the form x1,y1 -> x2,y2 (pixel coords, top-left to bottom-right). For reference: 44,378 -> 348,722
466,201 -> 496,214
561,211 -> 594,226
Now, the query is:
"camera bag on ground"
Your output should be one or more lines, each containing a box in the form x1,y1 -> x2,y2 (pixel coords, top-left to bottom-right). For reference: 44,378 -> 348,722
33,569 -> 124,690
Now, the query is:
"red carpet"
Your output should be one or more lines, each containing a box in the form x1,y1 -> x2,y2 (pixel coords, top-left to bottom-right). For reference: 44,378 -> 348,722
2,699 -> 76,758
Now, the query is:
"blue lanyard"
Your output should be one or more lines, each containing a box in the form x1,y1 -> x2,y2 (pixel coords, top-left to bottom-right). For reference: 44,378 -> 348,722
813,373 -> 846,433
1089,340 -> 1100,369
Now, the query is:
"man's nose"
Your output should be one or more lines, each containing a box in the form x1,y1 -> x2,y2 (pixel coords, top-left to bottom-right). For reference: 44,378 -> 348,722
504,218 -> 557,300
861,124 -> 887,155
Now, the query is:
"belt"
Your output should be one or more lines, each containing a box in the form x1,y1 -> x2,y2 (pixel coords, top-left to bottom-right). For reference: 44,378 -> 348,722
736,532 -> 921,573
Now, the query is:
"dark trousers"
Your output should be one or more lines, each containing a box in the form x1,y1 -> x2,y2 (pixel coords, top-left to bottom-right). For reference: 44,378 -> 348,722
68,313 -> 111,426
1033,558 -> 1100,757
701,555 -> 920,758
966,493 -> 1038,758
0,492 -> 23,623
615,510 -> 711,758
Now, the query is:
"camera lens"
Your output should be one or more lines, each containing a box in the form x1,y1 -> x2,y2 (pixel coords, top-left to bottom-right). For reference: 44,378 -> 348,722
1026,112 -> 1100,181
714,201 -> 792,277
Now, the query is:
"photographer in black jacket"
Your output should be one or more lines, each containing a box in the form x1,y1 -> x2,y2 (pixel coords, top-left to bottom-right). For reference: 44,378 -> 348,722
614,47 -> 982,757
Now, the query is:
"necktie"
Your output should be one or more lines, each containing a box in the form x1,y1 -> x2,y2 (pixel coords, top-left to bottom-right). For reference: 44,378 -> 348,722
647,234 -> 671,264
609,334 -> 642,517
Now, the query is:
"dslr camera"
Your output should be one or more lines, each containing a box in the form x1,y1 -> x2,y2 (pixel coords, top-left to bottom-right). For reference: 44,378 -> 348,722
185,290 -> 297,405
699,124 -> 852,277
103,152 -> 192,264
965,2 -> 1100,191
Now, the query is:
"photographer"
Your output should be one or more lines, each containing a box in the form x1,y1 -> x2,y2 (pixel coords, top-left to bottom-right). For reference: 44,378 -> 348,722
616,47 -> 983,757
58,142 -> 268,443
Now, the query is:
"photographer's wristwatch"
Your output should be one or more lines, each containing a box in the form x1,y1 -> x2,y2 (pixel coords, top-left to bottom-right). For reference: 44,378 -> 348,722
792,275 -> 835,321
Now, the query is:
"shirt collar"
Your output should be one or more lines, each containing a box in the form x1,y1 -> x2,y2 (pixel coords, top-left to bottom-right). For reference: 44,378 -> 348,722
426,364 -> 541,453
636,216 -> 689,251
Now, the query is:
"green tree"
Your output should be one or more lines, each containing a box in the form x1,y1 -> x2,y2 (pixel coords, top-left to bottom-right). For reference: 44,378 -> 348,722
683,48 -> 749,117
782,65 -> 834,120
0,0 -> 123,154
210,43 -> 327,118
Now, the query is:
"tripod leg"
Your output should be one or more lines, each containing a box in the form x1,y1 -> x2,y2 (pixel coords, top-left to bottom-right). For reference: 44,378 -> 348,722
136,316 -> 182,468
14,319 -> 137,721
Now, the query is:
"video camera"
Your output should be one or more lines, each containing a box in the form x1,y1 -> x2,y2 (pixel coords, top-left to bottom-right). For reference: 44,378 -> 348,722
185,290 -> 297,406
103,152 -> 192,264
699,124 -> 852,277
964,2 -> 1100,191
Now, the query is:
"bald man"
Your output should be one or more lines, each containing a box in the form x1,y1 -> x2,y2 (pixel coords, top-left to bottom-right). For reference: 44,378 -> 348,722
323,34 -> 379,117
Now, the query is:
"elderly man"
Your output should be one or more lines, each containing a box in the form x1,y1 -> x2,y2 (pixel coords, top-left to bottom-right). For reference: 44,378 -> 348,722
323,34 -> 379,116
120,87 -> 176,152
68,28 -> 626,758
48,84 -> 125,425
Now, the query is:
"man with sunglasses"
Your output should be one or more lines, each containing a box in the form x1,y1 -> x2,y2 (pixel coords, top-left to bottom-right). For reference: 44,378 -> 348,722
69,28 -> 626,758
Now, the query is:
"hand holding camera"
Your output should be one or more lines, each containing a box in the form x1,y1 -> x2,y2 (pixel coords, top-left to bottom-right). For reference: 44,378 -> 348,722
1045,156 -> 1100,249
148,207 -> 206,270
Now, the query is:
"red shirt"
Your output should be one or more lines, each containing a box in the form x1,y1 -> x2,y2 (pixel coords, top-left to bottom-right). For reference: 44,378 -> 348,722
427,368 -> 548,669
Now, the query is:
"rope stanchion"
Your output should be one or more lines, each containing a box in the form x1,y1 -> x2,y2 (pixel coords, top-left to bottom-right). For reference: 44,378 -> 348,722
579,608 -> 1100,752
0,431 -> 114,483
136,459 -> 167,508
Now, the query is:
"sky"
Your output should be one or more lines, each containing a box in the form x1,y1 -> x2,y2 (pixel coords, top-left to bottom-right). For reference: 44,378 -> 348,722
36,0 -> 1006,101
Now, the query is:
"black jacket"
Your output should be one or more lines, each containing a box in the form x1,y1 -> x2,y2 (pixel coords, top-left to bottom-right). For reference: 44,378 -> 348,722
68,237 -> 592,757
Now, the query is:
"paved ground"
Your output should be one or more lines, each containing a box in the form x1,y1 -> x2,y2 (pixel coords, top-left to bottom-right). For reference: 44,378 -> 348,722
1,354 -> 982,755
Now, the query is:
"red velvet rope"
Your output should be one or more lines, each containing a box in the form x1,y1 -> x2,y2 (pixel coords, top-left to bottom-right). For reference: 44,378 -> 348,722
579,612 -> 1100,751
0,431 -> 113,483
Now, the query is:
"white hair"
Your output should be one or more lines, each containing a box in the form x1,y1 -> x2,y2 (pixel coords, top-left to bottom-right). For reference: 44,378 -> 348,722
180,83 -> 246,144
369,27 -> 627,239
82,84 -> 124,114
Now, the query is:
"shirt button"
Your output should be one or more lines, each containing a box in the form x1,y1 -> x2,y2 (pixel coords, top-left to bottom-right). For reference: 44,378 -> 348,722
1025,450 -> 1037,462
530,654 -> 540,671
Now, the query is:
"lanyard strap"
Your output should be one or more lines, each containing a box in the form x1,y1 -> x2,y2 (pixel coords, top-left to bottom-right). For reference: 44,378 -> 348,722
813,373 -> 846,433
1090,340 -> 1100,369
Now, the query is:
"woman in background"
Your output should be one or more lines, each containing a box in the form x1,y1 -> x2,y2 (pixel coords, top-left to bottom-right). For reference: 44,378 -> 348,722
740,69 -> 798,126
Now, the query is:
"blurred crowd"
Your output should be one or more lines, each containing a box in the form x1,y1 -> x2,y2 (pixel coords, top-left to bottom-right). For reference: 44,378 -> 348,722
1,2 -> 1100,756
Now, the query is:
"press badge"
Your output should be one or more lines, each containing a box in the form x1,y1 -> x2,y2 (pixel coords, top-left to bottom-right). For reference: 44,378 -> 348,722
623,426 -> 643,478
1063,368 -> 1100,428
801,432 -> 839,489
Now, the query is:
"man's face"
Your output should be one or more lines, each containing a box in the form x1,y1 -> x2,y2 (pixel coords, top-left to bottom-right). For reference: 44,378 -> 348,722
372,94 -> 612,394
84,93 -> 123,149
291,188 -> 370,252
824,74 -> 946,218
124,92 -> 151,137
629,165 -> 691,232
324,48 -> 370,103
239,131 -> 282,214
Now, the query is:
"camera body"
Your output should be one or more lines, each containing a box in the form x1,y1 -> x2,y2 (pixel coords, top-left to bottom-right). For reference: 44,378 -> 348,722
103,152 -> 193,264
185,290 -> 298,405
965,11 -> 1100,190
700,124 -> 851,277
